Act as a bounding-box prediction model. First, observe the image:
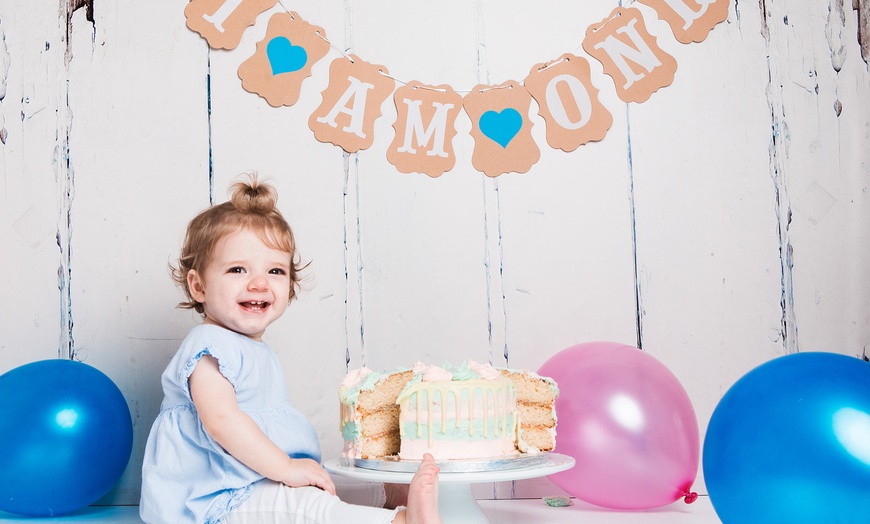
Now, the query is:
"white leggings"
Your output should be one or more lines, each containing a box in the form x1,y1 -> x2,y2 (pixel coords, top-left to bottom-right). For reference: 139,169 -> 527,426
223,478 -> 402,524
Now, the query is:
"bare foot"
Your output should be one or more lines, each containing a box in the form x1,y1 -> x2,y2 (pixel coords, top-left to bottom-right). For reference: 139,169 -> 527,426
405,453 -> 442,524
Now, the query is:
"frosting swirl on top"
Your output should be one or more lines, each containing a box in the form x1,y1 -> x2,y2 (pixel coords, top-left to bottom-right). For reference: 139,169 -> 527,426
413,363 -> 454,382
467,359 -> 500,380
448,361 -> 480,381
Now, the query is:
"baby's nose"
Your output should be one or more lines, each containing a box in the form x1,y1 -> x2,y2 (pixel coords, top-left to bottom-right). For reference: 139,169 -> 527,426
248,274 -> 269,290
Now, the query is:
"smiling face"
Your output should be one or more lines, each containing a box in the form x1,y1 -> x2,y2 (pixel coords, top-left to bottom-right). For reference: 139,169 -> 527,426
186,227 -> 292,341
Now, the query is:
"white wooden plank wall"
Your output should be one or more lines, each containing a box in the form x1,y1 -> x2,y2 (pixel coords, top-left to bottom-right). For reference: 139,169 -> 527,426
1,0 -> 867,505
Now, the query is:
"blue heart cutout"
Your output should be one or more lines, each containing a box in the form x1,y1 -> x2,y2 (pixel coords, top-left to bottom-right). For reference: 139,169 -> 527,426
479,108 -> 522,148
267,36 -> 308,75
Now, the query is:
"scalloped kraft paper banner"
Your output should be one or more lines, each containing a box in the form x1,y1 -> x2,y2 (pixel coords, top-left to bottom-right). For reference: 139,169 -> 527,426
185,0 -> 277,50
583,7 -> 678,104
308,56 -> 396,153
237,12 -> 330,107
637,0 -> 730,44
524,54 -> 613,152
387,82 -> 463,178
463,81 -> 540,178
182,1 -> 730,176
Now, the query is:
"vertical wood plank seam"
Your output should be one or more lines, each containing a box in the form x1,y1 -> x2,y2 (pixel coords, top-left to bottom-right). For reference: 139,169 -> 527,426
474,0 -> 509,372
342,154 -> 349,370
355,153 -> 364,368
342,0 -> 364,370
826,0 -> 848,75
473,0 -> 490,88
341,153 -> 351,369
207,52 -> 215,205
61,0 -> 90,360
761,0 -> 799,354
472,0 -> 507,373
0,22 -> 8,145
626,109 -> 644,351
827,1 -> 847,123
855,0 -> 870,63
482,180 -> 507,366
66,0 -> 94,55
473,0 -> 501,500
343,152 -> 364,369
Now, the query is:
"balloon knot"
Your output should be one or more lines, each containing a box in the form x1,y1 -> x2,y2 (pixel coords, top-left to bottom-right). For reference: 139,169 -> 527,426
683,491 -> 698,504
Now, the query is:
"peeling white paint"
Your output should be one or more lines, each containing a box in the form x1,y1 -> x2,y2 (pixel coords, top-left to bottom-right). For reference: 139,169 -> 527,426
0,24 -> 8,102
827,0 -> 849,72
0,19 -> 9,145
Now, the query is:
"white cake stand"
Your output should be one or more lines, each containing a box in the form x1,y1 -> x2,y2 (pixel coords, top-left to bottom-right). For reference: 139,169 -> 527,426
324,453 -> 575,524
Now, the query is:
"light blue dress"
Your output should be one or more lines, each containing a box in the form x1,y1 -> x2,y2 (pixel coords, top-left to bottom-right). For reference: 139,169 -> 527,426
140,325 -> 321,524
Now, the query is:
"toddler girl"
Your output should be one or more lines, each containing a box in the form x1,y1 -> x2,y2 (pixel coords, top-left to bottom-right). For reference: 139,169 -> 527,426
140,174 -> 441,524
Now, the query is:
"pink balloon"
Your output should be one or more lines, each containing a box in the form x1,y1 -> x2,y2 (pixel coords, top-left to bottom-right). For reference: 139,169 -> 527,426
540,342 -> 699,510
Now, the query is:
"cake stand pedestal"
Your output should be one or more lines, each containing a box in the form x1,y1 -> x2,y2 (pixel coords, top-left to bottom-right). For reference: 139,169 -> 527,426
323,453 -> 575,524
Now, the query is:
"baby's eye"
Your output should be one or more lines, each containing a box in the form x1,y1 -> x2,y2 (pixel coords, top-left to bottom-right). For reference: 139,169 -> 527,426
227,266 -> 245,274
269,268 -> 287,275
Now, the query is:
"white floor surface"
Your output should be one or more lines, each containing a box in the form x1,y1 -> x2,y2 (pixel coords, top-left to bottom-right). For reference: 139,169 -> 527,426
0,497 -> 721,523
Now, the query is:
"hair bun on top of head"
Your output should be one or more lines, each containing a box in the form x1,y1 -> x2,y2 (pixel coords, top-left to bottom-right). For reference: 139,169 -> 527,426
229,171 -> 278,214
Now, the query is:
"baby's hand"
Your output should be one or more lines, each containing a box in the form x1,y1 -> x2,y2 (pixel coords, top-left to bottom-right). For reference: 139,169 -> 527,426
281,458 -> 336,495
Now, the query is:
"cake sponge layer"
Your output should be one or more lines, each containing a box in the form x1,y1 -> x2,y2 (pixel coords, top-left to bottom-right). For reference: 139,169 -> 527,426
517,402 -> 557,428
520,426 -> 556,452
359,405 -> 401,437
358,433 -> 401,460
357,370 -> 415,414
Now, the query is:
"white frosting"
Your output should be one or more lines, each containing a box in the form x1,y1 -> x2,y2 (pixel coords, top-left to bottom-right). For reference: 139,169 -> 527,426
341,366 -> 373,389
396,377 -> 519,460
412,361 -> 454,382
467,359 -> 500,380
421,365 -> 453,382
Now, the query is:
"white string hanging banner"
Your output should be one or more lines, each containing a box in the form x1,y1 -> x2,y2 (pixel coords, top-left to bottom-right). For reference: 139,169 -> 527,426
184,0 -> 730,177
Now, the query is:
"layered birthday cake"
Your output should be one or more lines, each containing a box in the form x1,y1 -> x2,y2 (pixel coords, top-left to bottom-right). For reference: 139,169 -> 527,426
339,360 -> 558,460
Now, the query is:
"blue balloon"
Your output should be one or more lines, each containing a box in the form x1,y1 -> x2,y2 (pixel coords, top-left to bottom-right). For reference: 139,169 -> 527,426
0,359 -> 133,517
703,352 -> 870,523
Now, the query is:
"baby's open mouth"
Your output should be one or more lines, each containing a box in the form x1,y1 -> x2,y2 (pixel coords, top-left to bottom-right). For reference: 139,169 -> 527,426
241,301 -> 269,311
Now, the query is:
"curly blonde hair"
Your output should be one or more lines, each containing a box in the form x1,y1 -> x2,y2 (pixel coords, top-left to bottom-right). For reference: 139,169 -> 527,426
171,172 -> 305,314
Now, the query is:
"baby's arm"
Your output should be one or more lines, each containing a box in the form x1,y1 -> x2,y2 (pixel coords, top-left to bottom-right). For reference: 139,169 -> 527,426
189,355 -> 335,495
